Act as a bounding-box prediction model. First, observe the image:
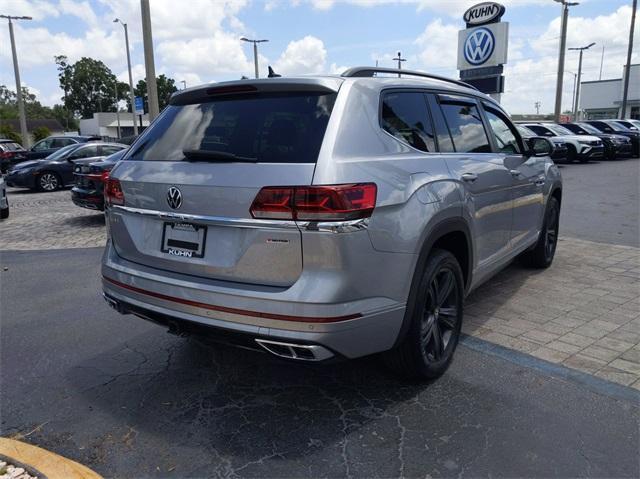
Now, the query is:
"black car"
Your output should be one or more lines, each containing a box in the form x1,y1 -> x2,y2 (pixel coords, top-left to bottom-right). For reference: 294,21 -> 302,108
0,139 -> 27,173
561,122 -> 633,160
25,135 -> 101,160
71,148 -> 128,210
582,120 -> 639,157
6,142 -> 127,191
516,125 -> 569,162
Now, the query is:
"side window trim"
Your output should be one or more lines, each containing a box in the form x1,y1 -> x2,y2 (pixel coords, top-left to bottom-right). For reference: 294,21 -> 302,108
425,93 -> 455,153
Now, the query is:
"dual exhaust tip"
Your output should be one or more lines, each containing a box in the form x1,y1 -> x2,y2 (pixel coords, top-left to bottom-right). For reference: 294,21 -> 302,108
103,293 -> 334,362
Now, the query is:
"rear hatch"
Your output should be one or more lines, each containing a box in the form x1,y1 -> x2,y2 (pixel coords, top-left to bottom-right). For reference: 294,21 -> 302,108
108,79 -> 341,287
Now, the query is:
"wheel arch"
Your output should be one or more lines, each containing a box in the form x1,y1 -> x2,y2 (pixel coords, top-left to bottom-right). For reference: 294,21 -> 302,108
392,217 -> 473,348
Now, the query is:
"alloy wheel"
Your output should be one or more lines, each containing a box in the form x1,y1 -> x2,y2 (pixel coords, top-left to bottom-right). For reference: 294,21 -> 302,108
40,173 -> 59,191
420,267 -> 460,363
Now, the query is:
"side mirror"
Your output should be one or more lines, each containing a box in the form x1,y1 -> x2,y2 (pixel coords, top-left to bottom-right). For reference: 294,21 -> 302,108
526,137 -> 553,157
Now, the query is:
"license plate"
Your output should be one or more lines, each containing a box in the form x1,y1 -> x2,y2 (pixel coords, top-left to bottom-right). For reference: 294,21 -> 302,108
161,222 -> 207,258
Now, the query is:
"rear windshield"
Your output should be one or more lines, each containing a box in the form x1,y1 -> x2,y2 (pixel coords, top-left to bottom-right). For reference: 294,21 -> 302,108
126,92 -> 337,163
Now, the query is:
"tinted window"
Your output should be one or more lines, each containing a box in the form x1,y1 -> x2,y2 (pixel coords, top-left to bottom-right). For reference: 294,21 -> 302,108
426,94 -> 455,152
439,99 -> 491,153
127,92 -> 337,163
525,125 -> 555,137
72,145 -> 100,158
52,138 -> 76,148
588,121 -> 614,133
102,145 -> 125,156
33,138 -> 53,151
381,92 -> 435,152
484,108 -> 521,154
562,124 -> 588,135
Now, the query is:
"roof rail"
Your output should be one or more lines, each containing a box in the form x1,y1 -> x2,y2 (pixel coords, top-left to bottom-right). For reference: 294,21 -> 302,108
341,67 -> 478,91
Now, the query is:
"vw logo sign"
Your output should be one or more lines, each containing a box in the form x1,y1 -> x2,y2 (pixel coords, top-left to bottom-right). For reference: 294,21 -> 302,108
167,186 -> 183,210
464,27 -> 495,65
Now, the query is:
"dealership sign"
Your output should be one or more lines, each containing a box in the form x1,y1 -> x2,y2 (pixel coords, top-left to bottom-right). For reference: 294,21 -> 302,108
458,2 -> 508,95
463,2 -> 505,26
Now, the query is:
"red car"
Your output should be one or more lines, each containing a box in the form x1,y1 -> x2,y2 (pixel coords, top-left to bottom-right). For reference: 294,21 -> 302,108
0,139 -> 27,174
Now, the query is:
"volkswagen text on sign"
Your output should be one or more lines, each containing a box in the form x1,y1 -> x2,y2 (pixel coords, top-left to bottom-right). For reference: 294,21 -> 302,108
457,22 -> 508,70
463,2 -> 505,26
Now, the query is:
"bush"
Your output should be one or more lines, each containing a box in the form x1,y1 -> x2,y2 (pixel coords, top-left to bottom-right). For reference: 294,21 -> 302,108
32,126 -> 51,142
0,124 -> 22,145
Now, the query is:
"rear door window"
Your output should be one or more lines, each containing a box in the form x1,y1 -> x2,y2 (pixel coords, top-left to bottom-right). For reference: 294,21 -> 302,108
127,92 -> 337,163
380,91 -> 435,152
72,145 -> 100,158
52,138 -> 76,148
437,96 -> 492,153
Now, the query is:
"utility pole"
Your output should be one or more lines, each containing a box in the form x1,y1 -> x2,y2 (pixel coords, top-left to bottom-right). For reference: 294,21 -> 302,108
553,0 -> 579,122
534,101 -> 541,115
599,45 -> 605,80
1,14 -> 32,147
621,0 -> 637,119
140,0 -> 159,120
114,18 -> 138,135
569,42 -> 595,122
566,70 -> 577,120
392,51 -> 406,77
114,81 -> 121,139
240,37 -> 269,79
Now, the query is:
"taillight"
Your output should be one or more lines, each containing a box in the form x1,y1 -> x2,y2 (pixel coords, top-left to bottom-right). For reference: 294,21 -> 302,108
105,178 -> 124,206
87,170 -> 111,183
250,183 -> 376,221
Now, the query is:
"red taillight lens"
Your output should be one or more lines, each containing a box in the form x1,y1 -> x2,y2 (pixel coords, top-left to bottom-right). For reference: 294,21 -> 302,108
250,183 -> 376,221
86,170 -> 111,183
105,178 -> 124,206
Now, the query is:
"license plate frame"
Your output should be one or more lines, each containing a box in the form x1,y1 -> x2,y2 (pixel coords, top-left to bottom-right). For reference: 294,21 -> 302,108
161,221 -> 207,258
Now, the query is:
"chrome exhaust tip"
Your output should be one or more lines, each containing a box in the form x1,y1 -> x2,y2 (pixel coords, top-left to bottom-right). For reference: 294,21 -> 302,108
255,339 -> 334,362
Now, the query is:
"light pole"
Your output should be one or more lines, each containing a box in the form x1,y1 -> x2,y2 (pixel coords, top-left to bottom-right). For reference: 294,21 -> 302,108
393,51 -> 406,77
140,0 -> 159,120
553,0 -> 579,122
621,0 -> 637,118
565,70 -> 578,120
114,18 -> 138,135
240,37 -> 268,79
1,14 -> 32,147
180,80 -> 186,90
114,80 -> 121,139
569,42 -> 595,121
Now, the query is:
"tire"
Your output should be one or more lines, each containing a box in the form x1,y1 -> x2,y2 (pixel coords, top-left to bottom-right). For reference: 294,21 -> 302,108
384,249 -> 464,379
0,206 -> 8,219
520,196 -> 560,269
37,172 -> 61,192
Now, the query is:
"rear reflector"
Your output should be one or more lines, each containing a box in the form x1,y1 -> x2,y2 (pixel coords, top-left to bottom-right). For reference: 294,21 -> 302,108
105,178 -> 124,206
250,183 -> 376,221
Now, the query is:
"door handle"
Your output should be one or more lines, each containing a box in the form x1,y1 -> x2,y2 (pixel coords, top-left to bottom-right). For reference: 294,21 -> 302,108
534,178 -> 545,186
461,172 -> 478,182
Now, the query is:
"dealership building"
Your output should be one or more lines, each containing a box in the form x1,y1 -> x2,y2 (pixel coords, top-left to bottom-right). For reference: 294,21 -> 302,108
579,64 -> 640,120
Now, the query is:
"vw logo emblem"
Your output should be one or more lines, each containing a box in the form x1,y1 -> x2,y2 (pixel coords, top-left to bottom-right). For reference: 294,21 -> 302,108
464,27 -> 495,66
167,186 -> 183,210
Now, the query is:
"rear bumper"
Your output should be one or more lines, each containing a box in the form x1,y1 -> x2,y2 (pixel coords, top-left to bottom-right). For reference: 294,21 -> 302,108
71,187 -> 104,210
101,241 -> 406,360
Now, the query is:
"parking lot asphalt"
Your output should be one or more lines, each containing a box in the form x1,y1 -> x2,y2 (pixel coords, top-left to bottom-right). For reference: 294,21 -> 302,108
1,248 -> 638,478
557,157 -> 639,247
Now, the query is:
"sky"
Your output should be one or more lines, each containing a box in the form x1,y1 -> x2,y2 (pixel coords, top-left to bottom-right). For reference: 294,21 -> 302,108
0,0 -> 638,114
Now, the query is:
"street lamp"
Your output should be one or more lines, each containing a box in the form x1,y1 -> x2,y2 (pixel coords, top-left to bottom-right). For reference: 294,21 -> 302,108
240,37 -> 268,79
180,80 -> 186,90
1,14 -> 32,147
569,42 -> 595,121
553,0 -> 580,122
113,18 -> 138,135
565,70 -> 578,120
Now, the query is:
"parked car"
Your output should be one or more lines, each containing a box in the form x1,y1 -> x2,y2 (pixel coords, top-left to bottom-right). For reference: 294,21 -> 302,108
25,135 -> 100,161
561,122 -> 633,160
519,122 -> 604,163
101,67 -> 562,379
72,148 -> 128,210
0,139 -> 27,173
614,119 -> 640,131
6,142 -> 127,191
582,120 -> 639,157
516,125 -> 568,162
0,175 -> 8,219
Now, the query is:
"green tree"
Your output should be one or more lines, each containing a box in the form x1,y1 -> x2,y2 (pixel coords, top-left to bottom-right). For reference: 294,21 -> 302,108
0,123 -> 22,145
131,74 -> 178,112
59,57 -> 128,119
32,126 -> 51,142
0,85 -> 57,120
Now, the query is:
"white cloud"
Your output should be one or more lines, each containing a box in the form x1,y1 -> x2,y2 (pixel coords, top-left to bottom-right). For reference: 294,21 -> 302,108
274,35 -> 327,75
414,18 -> 459,75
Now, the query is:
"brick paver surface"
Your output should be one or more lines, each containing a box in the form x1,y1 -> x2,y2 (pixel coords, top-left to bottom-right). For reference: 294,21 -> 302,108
2,188 -> 639,388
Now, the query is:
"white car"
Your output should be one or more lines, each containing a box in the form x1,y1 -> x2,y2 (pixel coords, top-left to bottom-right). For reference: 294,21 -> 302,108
0,175 -> 9,219
521,123 -> 604,163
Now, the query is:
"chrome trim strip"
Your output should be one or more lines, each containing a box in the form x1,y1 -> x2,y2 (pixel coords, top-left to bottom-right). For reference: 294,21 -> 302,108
109,205 -> 299,229
109,205 -> 370,232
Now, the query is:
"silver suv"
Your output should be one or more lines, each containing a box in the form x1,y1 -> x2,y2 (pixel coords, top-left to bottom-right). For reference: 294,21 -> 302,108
101,67 -> 562,378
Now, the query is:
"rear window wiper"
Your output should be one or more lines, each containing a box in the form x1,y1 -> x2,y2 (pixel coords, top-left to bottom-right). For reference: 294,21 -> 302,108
182,149 -> 257,163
